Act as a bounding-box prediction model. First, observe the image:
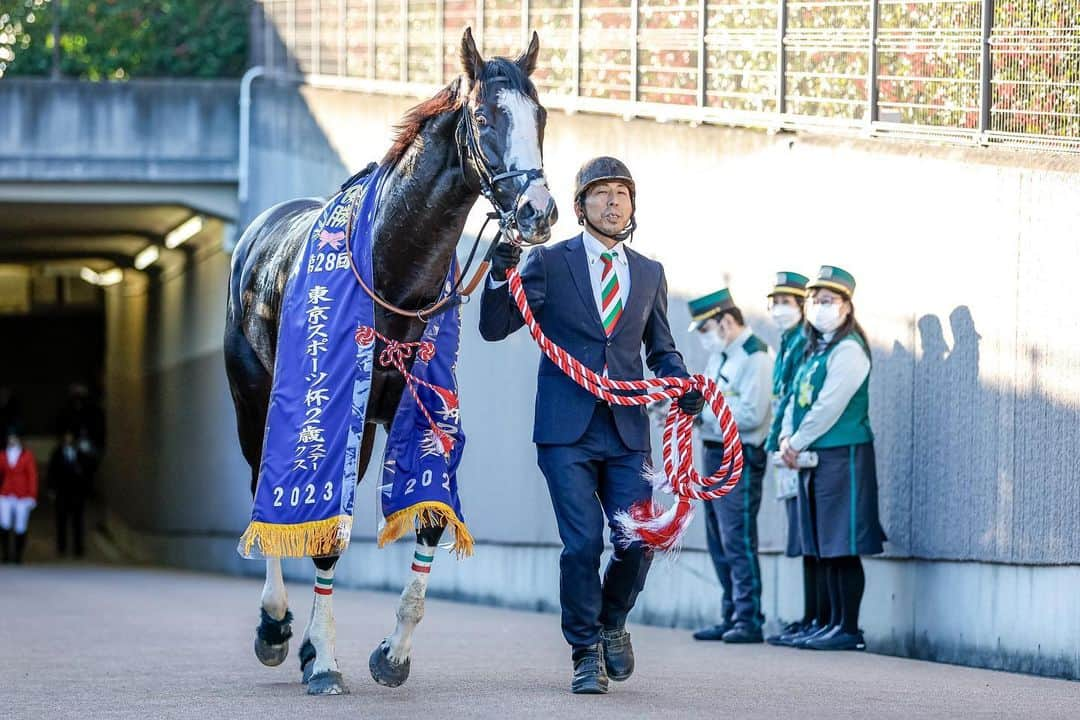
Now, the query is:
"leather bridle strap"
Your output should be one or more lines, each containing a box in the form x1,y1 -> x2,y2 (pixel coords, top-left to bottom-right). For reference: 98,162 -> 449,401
342,103 -> 548,322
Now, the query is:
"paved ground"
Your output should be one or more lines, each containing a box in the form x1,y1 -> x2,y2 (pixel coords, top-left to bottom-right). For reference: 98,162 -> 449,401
2,564 -> 1078,720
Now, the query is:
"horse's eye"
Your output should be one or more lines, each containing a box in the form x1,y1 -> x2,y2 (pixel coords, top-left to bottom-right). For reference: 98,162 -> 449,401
475,112 -> 488,127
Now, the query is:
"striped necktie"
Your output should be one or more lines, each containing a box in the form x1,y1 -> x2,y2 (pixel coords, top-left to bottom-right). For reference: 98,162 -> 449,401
600,251 -> 623,335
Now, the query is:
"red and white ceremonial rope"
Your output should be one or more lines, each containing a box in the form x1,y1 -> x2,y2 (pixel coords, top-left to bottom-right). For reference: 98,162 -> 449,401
506,267 -> 744,551
355,325 -> 458,456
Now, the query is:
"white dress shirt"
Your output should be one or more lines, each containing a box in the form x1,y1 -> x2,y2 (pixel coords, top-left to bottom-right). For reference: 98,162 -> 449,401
580,230 -> 630,319
699,326 -> 774,446
487,232 -> 630,320
781,334 -> 871,451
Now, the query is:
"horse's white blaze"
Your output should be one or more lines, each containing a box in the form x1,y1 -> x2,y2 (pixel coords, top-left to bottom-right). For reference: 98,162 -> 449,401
260,557 -> 288,621
307,566 -> 339,675
386,542 -> 433,663
498,89 -> 545,200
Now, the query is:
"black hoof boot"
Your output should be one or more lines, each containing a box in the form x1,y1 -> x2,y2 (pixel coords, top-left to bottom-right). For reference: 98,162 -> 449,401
369,640 -> 411,688
600,628 -> 634,681
254,609 -> 293,667
307,670 -> 349,695
299,639 -> 317,684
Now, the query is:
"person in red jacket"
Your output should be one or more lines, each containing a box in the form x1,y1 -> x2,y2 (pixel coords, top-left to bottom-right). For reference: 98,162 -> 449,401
0,428 -> 38,564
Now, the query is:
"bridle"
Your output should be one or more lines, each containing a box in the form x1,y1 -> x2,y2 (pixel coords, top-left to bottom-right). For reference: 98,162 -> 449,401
455,100 -> 551,249
343,96 -> 550,322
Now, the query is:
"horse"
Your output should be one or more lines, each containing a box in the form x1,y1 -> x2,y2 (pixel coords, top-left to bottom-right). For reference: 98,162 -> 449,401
224,28 -> 557,695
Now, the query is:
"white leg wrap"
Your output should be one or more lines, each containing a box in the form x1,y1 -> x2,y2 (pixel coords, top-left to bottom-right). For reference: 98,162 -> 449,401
308,567 -> 339,675
386,542 -> 433,663
260,558 -> 288,621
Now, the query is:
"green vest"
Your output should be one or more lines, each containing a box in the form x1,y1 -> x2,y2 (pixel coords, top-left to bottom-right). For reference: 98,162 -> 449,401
765,326 -> 806,451
742,334 -> 768,357
791,333 -> 873,449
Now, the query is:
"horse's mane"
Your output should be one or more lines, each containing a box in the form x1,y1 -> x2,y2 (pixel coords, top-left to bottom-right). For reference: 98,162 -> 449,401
382,58 -> 538,167
383,80 -> 464,166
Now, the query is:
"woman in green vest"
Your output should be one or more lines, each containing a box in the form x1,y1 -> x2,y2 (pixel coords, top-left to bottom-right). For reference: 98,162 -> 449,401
760,271 -> 822,647
778,266 -> 885,651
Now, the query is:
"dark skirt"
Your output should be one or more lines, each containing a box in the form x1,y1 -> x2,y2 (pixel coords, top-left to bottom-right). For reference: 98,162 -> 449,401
784,496 -> 802,558
798,442 -> 886,558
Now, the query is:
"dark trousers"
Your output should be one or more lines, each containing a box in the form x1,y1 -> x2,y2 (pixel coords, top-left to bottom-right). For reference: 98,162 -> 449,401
56,495 -> 86,556
702,441 -> 766,629
536,403 -> 654,649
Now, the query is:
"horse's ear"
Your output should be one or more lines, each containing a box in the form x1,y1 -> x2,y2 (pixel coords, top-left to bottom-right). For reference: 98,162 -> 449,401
460,27 -> 483,83
516,31 -> 540,77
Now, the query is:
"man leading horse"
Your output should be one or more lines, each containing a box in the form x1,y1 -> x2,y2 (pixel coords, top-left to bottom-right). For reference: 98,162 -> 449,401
480,157 -> 706,694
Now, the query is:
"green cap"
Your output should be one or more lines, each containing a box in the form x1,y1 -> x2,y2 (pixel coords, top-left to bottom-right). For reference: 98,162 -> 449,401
687,288 -> 735,332
807,265 -> 856,297
767,271 -> 809,298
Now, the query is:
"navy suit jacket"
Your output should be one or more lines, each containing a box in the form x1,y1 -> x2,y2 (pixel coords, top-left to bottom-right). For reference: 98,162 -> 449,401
479,233 -> 689,451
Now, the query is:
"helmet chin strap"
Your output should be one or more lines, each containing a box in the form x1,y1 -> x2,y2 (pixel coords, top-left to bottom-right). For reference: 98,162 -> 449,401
581,214 -> 637,244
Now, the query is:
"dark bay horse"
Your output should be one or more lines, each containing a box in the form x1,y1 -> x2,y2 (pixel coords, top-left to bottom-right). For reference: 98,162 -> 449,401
224,29 -> 556,695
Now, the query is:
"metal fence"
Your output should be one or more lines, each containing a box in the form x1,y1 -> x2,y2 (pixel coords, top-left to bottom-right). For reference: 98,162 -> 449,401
254,0 -> 1080,152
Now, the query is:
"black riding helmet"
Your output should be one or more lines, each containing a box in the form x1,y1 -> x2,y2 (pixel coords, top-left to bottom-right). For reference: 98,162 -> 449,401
573,156 -> 637,243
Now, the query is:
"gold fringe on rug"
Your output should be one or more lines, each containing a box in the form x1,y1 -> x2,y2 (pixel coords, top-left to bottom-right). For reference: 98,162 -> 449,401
238,515 -> 353,559
377,501 -> 475,557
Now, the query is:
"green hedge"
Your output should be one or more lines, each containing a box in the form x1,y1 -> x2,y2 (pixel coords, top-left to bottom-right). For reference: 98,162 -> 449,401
0,0 -> 250,80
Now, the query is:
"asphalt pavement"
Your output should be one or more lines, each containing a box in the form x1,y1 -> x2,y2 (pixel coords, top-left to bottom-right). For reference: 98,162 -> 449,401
3,564 -> 1078,719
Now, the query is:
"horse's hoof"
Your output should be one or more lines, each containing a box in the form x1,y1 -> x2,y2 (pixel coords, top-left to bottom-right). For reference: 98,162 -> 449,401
369,640 -> 410,688
307,670 -> 349,696
254,608 -> 293,667
254,636 -> 290,667
299,639 -> 316,684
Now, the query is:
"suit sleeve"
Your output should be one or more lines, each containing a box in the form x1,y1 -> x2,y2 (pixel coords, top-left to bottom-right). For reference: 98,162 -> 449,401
643,266 -> 689,379
47,451 -> 59,494
479,248 -> 546,342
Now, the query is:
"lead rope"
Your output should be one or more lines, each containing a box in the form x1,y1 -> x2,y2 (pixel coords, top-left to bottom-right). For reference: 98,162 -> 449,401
505,266 -> 744,551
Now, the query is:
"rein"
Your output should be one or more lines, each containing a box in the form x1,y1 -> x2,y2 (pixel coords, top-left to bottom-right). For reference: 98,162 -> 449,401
504,266 -> 745,551
343,103 -> 549,322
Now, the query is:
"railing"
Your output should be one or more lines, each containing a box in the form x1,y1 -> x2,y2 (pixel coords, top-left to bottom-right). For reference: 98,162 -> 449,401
254,0 -> 1080,152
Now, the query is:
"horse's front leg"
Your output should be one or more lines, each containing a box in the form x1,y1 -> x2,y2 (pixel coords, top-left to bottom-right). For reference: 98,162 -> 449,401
369,523 -> 445,687
254,557 -> 293,666
300,555 -> 349,695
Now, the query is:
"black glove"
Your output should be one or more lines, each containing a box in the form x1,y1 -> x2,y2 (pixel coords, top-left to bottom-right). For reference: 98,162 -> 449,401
677,389 -> 705,417
490,242 -> 522,279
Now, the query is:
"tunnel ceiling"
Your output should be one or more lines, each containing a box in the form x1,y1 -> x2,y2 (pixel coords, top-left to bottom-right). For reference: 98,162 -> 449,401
0,201 -> 216,268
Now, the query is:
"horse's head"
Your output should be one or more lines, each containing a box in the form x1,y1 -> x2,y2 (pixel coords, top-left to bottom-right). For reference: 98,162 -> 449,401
458,28 -> 558,245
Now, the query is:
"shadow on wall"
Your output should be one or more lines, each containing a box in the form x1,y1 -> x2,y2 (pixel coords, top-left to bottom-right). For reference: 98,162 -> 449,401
910,305 -> 1080,565
677,300 -> 1080,567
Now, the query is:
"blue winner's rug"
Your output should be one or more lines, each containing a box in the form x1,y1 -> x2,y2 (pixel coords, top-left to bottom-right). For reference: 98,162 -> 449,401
239,165 -> 472,558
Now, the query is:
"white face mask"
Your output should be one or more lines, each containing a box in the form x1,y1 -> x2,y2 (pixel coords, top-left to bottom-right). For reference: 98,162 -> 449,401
770,304 -> 801,331
806,302 -> 844,334
697,330 -> 723,353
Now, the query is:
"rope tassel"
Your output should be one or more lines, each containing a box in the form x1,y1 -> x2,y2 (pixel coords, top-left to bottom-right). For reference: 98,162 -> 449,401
506,266 -> 744,552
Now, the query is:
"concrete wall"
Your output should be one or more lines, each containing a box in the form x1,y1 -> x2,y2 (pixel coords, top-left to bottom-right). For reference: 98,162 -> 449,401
100,83 -> 1080,679
0,79 -> 239,183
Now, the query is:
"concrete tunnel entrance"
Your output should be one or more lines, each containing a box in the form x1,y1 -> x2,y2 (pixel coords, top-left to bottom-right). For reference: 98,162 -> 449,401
0,198 -> 228,562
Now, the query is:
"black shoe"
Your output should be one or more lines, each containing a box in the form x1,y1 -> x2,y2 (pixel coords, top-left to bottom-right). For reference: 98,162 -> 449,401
692,621 -> 734,641
804,627 -> 866,651
791,622 -> 832,648
600,628 -> 634,681
722,624 -> 764,644
571,644 -> 609,694
766,621 -> 805,647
